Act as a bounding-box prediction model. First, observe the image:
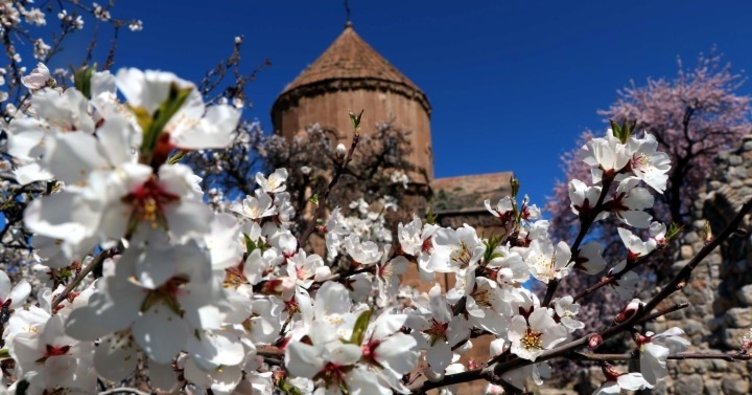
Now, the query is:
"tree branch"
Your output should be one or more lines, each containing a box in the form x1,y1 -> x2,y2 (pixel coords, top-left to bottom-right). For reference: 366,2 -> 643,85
543,175 -> 614,306
298,133 -> 360,247
99,388 -> 150,395
573,351 -> 751,362
412,198 -> 752,393
573,248 -> 659,302
51,246 -> 118,308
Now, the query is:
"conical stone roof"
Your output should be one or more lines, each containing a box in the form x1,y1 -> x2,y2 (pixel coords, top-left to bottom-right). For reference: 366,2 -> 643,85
273,23 -> 430,114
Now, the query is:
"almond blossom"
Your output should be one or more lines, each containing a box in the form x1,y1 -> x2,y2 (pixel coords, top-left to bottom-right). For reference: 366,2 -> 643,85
1,61 -> 731,395
523,239 -> 572,283
423,225 -> 484,274
508,303 -> 568,361
609,176 -> 654,228
638,327 -> 690,385
0,270 -> 31,310
115,68 -> 241,150
626,132 -> 672,193
595,368 -> 652,394
409,284 -> 470,375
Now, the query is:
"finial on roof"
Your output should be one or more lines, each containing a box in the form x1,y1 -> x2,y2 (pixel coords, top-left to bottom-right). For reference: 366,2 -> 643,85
344,0 -> 352,28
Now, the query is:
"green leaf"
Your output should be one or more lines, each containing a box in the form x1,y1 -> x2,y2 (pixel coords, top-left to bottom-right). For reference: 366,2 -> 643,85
425,208 -> 438,225
610,119 -> 621,139
308,193 -> 319,206
0,348 -> 9,359
483,234 -> 503,264
167,150 -> 187,165
609,119 -> 634,144
349,109 -> 364,131
666,223 -> 684,242
510,176 -> 520,199
349,309 -> 372,345
138,83 -> 193,160
243,233 -> 258,253
278,378 -> 304,395
74,65 -> 95,99
625,120 -> 636,139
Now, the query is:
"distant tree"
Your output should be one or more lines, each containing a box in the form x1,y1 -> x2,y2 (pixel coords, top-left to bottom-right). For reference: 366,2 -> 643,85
187,119 -> 426,241
549,52 -> 751,252
546,52 -> 752,336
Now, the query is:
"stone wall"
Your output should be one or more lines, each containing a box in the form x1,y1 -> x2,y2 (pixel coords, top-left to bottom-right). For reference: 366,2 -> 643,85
643,134 -> 752,394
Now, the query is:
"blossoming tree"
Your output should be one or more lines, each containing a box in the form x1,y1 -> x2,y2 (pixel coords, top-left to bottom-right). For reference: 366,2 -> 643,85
0,60 -> 749,395
548,52 -> 751,247
546,53 -> 752,339
186,119 -> 424,246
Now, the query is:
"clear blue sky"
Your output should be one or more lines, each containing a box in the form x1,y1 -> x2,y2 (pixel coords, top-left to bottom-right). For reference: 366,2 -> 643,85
52,0 -> 752,206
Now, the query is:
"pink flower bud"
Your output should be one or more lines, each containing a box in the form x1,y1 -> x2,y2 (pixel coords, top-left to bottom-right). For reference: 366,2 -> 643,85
588,334 -> 603,350
602,364 -> 620,381
615,298 -> 642,323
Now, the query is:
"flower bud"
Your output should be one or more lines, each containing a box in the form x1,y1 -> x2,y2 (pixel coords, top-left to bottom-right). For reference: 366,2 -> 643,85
335,143 -> 347,156
615,298 -> 643,323
467,358 -> 481,370
602,364 -> 621,381
588,334 -> 603,350
741,328 -> 752,353
633,332 -> 650,347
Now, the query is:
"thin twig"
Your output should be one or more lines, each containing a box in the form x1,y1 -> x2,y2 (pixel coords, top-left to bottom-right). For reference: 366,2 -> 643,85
573,249 -> 659,302
412,198 -> 752,393
51,247 -> 117,308
98,388 -> 150,395
636,302 -> 689,325
543,176 -> 614,306
298,133 -> 361,247
641,198 -> 752,315
573,351 -> 751,362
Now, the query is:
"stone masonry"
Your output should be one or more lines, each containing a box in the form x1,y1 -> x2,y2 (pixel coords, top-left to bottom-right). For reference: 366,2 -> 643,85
641,134 -> 752,395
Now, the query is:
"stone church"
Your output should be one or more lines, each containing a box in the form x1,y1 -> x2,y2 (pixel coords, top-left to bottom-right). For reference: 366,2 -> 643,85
270,22 -> 513,232
270,22 -> 507,394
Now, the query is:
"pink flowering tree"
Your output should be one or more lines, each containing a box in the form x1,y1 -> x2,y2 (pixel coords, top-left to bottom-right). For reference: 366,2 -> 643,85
546,54 -> 752,341
549,53 -> 751,244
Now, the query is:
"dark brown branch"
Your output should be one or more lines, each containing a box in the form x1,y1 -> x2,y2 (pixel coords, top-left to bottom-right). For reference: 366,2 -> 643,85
573,351 -> 751,362
409,368 -> 490,394
51,247 -> 118,308
573,248 -> 659,302
413,198 -> 752,393
543,175 -> 614,306
641,198 -> 752,315
636,302 -> 689,325
99,388 -> 150,395
298,133 -> 361,247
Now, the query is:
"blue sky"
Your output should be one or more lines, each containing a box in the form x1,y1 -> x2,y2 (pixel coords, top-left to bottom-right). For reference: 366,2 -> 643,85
48,0 -> 752,206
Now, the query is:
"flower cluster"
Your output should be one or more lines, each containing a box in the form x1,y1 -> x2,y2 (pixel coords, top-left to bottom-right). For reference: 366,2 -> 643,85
0,63 -> 740,395
0,0 -> 142,112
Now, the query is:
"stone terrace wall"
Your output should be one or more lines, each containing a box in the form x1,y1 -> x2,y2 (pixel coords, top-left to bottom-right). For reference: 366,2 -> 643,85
644,134 -> 752,395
